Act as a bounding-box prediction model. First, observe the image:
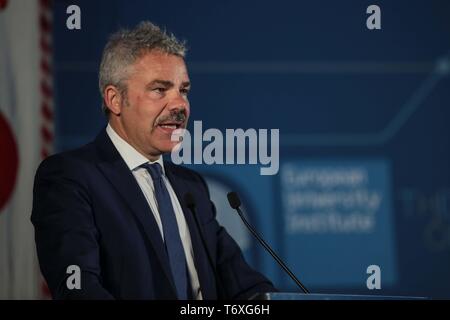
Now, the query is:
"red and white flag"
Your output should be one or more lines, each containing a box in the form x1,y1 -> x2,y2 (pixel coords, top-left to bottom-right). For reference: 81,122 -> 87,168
0,0 -> 54,299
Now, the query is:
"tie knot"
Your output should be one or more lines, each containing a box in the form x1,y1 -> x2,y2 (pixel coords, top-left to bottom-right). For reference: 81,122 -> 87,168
144,162 -> 163,180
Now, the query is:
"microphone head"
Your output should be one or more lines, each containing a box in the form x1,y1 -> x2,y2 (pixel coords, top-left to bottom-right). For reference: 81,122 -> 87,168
227,192 -> 241,209
184,192 -> 196,209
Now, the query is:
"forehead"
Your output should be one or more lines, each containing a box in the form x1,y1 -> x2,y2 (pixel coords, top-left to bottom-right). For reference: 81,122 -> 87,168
130,50 -> 189,82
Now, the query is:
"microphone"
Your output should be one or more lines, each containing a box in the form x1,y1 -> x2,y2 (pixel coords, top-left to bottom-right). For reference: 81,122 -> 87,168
184,193 -> 225,299
227,191 -> 310,294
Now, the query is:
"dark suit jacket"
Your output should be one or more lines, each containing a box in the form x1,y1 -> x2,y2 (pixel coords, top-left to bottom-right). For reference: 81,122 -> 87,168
31,129 -> 276,300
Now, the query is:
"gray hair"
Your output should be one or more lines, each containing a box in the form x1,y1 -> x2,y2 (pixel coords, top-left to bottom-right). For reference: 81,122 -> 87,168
98,21 -> 187,115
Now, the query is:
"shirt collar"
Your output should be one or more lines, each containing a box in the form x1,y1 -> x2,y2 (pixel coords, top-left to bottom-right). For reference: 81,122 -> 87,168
106,123 -> 165,174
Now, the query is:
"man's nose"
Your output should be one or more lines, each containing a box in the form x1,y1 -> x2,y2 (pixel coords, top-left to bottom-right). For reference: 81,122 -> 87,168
167,92 -> 189,113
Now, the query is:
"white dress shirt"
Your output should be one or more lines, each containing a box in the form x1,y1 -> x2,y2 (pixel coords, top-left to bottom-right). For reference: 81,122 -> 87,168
106,124 -> 202,299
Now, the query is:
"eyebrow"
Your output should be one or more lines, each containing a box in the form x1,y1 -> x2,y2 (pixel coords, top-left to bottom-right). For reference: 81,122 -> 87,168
146,79 -> 191,89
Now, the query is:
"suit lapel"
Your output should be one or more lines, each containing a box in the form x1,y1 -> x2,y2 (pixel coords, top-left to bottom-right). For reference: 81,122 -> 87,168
164,163 -> 217,300
94,130 -> 177,296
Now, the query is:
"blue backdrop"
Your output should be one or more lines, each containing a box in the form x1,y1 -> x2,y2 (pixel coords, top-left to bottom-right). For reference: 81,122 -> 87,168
53,0 -> 450,298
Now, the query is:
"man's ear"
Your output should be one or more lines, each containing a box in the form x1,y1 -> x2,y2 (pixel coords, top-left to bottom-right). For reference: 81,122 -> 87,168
104,85 -> 124,115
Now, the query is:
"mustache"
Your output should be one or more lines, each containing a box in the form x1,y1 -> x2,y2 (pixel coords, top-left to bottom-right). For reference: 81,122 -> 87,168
156,110 -> 187,125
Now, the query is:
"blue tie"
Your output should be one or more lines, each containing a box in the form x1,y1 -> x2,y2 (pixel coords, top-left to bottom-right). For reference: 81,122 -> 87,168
144,163 -> 188,299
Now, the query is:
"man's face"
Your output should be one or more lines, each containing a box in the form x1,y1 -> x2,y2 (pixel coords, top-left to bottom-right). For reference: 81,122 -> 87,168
111,50 -> 190,159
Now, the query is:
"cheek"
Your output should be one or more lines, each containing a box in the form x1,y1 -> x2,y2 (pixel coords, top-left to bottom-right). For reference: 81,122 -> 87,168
130,97 -> 161,126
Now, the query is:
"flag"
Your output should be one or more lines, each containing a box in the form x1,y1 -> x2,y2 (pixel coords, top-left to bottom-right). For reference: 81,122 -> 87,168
0,0 -> 53,299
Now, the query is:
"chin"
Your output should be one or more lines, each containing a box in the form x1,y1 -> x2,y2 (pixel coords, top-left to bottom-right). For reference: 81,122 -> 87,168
157,142 -> 179,155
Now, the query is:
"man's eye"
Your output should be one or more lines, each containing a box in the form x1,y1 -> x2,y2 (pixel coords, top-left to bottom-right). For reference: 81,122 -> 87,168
153,87 -> 166,93
180,88 -> 190,95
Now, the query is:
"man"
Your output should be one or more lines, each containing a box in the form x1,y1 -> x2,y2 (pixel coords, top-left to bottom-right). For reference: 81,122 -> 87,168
31,21 -> 276,300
